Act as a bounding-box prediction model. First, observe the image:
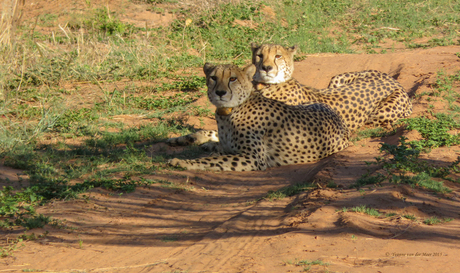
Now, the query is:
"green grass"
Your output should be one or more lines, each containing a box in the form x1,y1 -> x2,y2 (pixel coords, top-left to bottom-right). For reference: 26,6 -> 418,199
344,1 -> 460,50
2,1 -> 459,98
161,235 -> 179,242
350,172 -> 385,189
347,205 -> 381,217
403,214 -> 417,221
0,118 -> 202,227
403,70 -> 460,149
433,70 -> 460,108
391,173 -> 452,194
379,136 -> 459,177
423,216 -> 453,225
424,217 -> 441,225
295,259 -> 329,266
326,180 -> 338,188
263,182 -> 316,201
284,258 -> 329,271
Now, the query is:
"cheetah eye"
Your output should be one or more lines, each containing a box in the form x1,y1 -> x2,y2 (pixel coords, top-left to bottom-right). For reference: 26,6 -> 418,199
257,54 -> 263,59
229,77 -> 237,82
210,76 -> 217,81
275,54 -> 282,59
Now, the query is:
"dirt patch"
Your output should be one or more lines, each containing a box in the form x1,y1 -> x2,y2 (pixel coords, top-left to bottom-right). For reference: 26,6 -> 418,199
6,0 -> 178,29
294,46 -> 460,92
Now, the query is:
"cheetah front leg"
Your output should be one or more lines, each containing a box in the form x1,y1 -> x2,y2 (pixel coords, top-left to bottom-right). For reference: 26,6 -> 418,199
365,89 -> 413,127
169,141 -> 269,172
169,151 -> 268,172
166,130 -> 220,151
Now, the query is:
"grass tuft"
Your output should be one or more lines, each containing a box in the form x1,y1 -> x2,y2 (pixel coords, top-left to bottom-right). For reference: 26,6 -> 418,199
423,217 -> 453,225
348,205 -> 381,217
264,182 -> 316,201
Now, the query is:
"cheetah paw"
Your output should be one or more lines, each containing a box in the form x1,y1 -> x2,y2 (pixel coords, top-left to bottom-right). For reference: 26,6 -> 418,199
168,158 -> 186,167
200,141 -> 221,153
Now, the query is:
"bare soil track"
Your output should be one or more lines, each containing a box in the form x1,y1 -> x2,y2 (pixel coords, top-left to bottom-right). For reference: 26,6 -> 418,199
1,1 -> 460,272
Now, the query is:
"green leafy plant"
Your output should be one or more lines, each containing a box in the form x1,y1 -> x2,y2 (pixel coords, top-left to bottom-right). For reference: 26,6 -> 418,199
0,238 -> 23,258
354,136 -> 458,193
432,70 -> 460,107
16,214 -> 51,230
401,114 -> 460,149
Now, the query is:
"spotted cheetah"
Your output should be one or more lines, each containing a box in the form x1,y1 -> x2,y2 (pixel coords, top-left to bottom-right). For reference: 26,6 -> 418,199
169,64 -> 349,171
251,43 -> 412,130
167,44 -> 412,147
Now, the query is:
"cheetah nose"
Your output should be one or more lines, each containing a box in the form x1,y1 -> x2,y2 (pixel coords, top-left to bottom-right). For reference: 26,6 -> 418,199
215,90 -> 227,97
262,65 -> 273,72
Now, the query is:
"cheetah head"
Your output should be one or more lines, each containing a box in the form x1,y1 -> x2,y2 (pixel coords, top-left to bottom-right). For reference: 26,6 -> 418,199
251,43 -> 298,84
203,63 -> 256,110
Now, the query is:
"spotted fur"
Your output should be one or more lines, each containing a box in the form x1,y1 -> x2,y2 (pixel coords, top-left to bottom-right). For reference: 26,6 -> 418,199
169,64 -> 349,171
251,44 -> 412,130
327,70 -> 412,126
166,44 -> 412,147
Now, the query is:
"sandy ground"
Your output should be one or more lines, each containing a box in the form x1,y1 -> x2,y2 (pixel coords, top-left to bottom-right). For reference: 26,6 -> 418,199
1,1 -> 460,272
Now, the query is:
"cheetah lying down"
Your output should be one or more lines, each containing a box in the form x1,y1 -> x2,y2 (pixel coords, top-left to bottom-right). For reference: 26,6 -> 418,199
167,44 -> 412,148
251,43 -> 412,130
169,64 -> 349,171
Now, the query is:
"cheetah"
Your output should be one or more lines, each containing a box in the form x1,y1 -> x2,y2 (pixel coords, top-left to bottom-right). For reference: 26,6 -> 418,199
251,43 -> 412,130
167,43 -> 412,147
169,64 -> 349,171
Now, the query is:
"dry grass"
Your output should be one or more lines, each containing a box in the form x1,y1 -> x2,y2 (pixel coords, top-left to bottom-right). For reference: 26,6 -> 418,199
0,0 -> 25,99
0,0 -> 24,46
181,0 -> 263,12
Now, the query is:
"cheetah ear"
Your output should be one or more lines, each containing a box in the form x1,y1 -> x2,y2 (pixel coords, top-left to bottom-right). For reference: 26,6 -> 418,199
250,43 -> 261,64
288,45 -> 298,55
243,64 -> 256,79
203,63 -> 216,77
